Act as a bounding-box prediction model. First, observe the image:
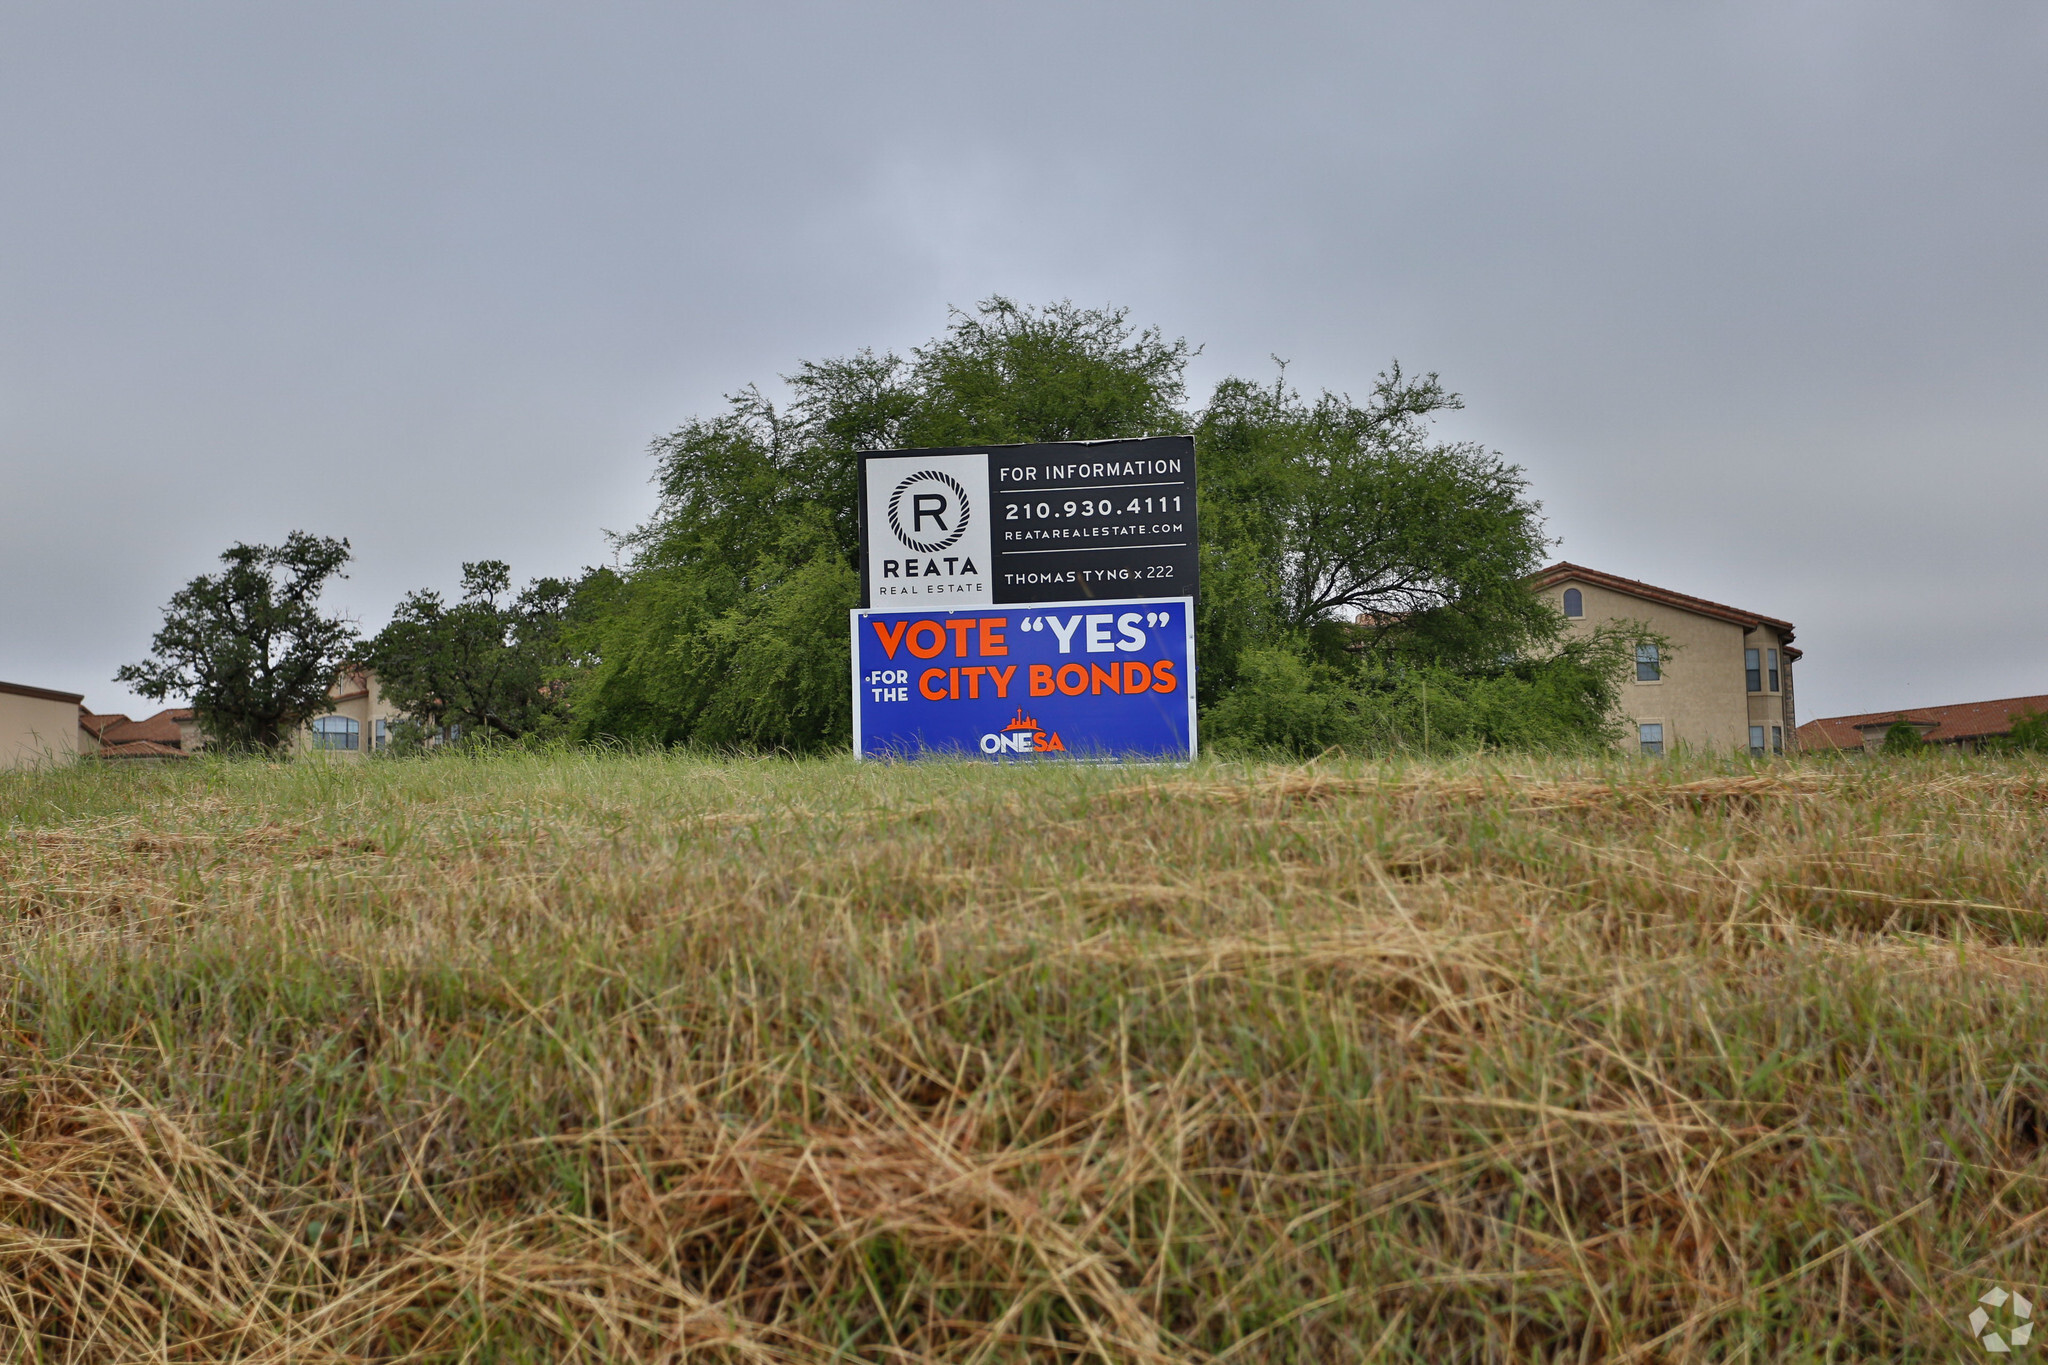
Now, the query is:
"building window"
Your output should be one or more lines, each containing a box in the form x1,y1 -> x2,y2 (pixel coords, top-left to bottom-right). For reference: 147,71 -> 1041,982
1750,725 -> 1766,757
1636,643 -> 1661,682
1639,723 -> 1664,756
1767,648 -> 1780,693
310,716 -> 359,751
1772,725 -> 1783,755
1563,587 -> 1583,618
374,719 -> 390,750
1745,648 -> 1762,692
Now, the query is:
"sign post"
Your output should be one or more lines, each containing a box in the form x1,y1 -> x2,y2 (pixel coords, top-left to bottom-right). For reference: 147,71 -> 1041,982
853,435 -> 1198,760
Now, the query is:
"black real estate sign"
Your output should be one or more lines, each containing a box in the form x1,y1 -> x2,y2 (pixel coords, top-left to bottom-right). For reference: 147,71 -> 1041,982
856,435 -> 1197,607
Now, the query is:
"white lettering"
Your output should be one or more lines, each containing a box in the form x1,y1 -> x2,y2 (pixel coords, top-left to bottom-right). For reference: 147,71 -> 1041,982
1046,615 -> 1082,653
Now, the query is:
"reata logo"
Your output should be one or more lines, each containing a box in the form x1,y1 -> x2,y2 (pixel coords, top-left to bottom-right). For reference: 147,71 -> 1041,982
887,470 -> 971,554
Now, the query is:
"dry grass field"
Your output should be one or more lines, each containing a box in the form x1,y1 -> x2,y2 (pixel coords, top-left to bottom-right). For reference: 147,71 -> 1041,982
2,748 -> 2046,1362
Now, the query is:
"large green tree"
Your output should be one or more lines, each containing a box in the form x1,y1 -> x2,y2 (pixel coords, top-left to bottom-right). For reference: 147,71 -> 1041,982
355,561 -> 574,743
570,299 -> 1189,748
570,298 -> 1606,755
1193,365 -> 1558,707
117,532 -> 357,751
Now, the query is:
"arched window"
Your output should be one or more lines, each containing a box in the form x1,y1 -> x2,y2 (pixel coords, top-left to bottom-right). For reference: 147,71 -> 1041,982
1563,587 -> 1583,618
310,715 -> 359,751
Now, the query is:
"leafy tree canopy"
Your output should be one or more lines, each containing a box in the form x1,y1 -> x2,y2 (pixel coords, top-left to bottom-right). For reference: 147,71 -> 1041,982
571,298 -> 1190,749
1881,719 -> 1929,754
355,561 -> 574,744
568,297 -> 1579,756
1994,709 -> 2047,753
116,532 -> 356,751
1193,366 -> 1556,705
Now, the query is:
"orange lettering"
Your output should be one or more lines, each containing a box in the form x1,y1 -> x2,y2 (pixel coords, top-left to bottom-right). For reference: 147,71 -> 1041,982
872,620 -> 908,658
1150,660 -> 1178,693
1029,664 -> 1054,696
1057,664 -> 1088,696
962,665 -> 986,698
949,667 -> 960,699
1123,661 -> 1152,692
989,665 -> 1016,698
906,621 -> 946,659
918,668 -> 947,700
946,618 -> 976,655
1090,663 -> 1121,695
978,618 -> 1008,655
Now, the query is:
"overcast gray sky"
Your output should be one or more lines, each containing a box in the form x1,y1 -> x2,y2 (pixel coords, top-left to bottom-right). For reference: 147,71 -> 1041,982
5,2 -> 2043,722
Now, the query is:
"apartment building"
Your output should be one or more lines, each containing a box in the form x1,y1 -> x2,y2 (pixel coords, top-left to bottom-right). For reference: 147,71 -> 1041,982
0,679 -> 91,769
1529,563 -> 1800,755
1798,693 -> 2048,752
64,671 -> 407,761
295,669 -> 407,757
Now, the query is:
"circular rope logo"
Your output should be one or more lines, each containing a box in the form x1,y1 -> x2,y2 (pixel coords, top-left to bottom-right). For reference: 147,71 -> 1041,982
1969,1286 -> 2034,1353
886,470 -> 971,554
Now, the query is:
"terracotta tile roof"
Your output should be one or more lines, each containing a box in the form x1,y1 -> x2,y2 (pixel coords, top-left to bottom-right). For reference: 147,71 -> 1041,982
1797,694 -> 2048,749
78,711 -> 130,740
99,708 -> 191,747
96,739 -> 191,761
1529,563 -> 1797,647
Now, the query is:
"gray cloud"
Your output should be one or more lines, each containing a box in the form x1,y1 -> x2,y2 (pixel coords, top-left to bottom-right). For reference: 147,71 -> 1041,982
4,1 -> 2043,720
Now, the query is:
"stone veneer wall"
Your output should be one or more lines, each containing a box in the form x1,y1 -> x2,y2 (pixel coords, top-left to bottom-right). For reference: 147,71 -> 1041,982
1781,656 -> 1798,750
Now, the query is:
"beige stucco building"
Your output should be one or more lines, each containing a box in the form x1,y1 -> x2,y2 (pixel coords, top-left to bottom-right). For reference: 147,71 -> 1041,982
68,671 -> 406,762
291,669 -> 407,758
0,679 -> 90,769
1530,563 -> 1800,756
3,668 -> 412,767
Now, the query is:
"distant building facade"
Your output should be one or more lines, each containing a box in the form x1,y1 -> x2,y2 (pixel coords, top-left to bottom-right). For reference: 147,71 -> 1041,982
80,705 -> 206,760
1529,563 -> 1800,756
65,670 -> 409,762
295,669 -> 407,758
0,679 -> 90,769
1798,693 -> 2048,753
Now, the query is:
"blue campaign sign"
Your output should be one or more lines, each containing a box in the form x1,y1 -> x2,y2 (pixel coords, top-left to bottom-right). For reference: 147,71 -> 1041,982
852,596 -> 1196,761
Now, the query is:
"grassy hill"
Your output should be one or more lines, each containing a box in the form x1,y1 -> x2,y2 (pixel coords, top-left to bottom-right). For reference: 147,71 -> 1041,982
2,749 -> 2045,1361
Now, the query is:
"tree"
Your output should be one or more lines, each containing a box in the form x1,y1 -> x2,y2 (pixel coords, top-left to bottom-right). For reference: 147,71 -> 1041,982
570,298 -> 1191,749
1201,622 -> 1661,757
1880,719 -> 1928,754
1186,365 -> 1569,755
569,298 -> 1598,756
356,561 -> 575,743
116,533 -> 357,751
1195,366 -> 1555,686
2003,709 -> 2048,753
